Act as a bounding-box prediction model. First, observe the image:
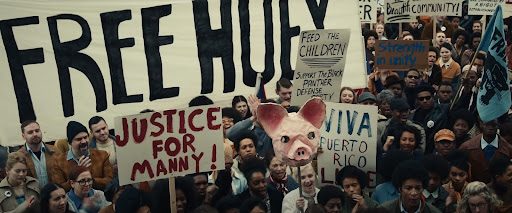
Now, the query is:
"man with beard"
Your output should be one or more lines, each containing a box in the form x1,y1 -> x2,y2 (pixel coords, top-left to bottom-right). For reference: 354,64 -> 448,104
17,120 -> 61,188
423,47 -> 442,88
410,85 -> 450,154
377,98 -> 426,154
460,119 -> 512,183
52,121 -> 113,191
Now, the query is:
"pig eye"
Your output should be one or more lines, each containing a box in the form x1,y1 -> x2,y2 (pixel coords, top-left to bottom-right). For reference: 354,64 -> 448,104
281,136 -> 290,143
307,132 -> 315,139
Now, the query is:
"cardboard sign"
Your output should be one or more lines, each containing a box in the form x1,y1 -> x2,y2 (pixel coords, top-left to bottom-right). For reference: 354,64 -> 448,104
291,29 -> 350,106
0,0 -> 368,146
359,0 -> 378,23
114,106 -> 224,185
469,0 -> 506,15
374,40 -> 429,71
386,0 -> 463,23
317,102 -> 378,189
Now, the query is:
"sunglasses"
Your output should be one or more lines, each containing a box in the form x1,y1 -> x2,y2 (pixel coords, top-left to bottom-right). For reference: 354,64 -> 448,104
407,75 -> 420,79
418,96 -> 432,101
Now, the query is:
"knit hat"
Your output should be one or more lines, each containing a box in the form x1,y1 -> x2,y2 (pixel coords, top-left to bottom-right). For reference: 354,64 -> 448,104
67,121 -> 88,143
115,187 -> 149,213
389,98 -> 410,111
358,92 -> 377,103
434,129 -> 455,142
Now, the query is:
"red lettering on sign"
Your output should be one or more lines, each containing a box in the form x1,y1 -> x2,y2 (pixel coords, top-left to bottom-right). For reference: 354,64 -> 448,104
156,160 -> 167,176
164,137 -> 181,157
183,134 -> 196,153
150,112 -> 164,137
152,140 -> 163,159
188,109 -> 204,131
116,118 -> 129,147
207,107 -> 221,130
163,110 -> 176,133
132,118 -> 147,143
192,152 -> 204,173
131,160 -> 153,181
179,110 -> 186,133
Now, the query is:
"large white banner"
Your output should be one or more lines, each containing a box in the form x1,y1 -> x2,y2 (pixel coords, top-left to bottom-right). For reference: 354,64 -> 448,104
317,102 -> 378,189
292,29 -> 350,106
114,106 -> 224,185
359,0 -> 378,23
0,0 -> 366,146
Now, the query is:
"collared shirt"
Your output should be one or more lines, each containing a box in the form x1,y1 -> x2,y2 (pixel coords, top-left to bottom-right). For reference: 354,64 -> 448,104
423,188 -> 439,205
481,134 -> 499,150
67,188 -> 94,210
67,149 -> 90,164
400,198 -> 421,213
26,143 -> 49,188
438,58 -> 453,69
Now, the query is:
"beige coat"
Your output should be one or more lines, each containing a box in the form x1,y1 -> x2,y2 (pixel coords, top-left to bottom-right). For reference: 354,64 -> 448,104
0,176 -> 40,213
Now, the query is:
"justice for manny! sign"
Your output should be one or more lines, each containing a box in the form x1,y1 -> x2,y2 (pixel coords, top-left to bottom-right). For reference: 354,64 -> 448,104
115,106 -> 224,185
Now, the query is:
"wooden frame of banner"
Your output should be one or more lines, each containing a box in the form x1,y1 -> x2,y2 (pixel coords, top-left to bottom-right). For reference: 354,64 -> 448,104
169,177 -> 177,212
433,16 -> 437,41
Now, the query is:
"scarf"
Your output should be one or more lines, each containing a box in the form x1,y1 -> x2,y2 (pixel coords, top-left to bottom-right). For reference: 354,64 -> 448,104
268,175 -> 290,195
450,181 -> 468,202
250,190 -> 271,212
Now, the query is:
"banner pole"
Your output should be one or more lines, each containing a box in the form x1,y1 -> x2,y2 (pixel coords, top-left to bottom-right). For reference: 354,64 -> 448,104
450,51 -> 481,110
399,23 -> 403,39
297,166 -> 304,213
433,16 -> 437,42
169,177 -> 177,213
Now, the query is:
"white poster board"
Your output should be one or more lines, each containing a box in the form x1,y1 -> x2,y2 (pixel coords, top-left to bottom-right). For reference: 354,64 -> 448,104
291,29 -> 350,107
317,102 -> 378,189
469,0 -> 506,15
0,0 -> 367,146
386,0 -> 463,23
114,105 -> 224,185
359,0 -> 378,23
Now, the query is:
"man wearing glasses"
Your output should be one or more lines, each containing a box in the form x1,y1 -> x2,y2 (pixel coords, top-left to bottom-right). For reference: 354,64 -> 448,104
410,85 -> 451,154
403,68 -> 421,109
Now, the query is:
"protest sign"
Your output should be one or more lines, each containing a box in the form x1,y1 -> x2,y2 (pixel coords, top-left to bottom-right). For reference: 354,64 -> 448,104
317,102 -> 378,189
386,0 -> 463,23
469,0 -> 506,15
292,29 -> 350,106
378,0 -> 385,8
359,0 -> 378,23
374,40 -> 429,71
0,0 -> 367,146
114,106 -> 224,185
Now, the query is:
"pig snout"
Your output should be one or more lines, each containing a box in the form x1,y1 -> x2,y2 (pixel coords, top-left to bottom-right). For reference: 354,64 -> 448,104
294,147 -> 310,161
286,141 -> 313,161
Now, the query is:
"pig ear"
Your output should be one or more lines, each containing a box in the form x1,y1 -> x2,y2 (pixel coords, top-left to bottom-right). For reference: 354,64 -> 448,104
257,103 -> 288,137
298,98 -> 326,128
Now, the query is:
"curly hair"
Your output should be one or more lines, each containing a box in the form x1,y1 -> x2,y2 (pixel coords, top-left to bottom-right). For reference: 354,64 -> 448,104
422,154 -> 450,180
6,152 -> 27,170
456,181 -> 503,213
452,29 -> 469,45
336,165 -> 367,190
392,160 -> 429,190
390,125 -> 421,151
317,185 -> 344,206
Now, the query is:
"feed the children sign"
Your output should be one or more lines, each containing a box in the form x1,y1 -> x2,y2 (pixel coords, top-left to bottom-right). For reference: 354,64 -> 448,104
114,106 -> 224,185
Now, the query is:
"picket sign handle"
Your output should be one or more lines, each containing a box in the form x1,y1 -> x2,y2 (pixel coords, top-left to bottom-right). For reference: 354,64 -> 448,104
399,23 -> 402,39
255,73 -> 262,95
169,177 -> 177,213
433,16 -> 437,42
482,16 -> 487,37
297,166 -> 304,213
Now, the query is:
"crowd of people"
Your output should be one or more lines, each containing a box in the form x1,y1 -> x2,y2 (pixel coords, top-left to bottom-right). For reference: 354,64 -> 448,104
1,8 -> 512,213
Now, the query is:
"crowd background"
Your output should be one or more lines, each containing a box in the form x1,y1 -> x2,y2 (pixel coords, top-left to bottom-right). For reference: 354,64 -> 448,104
1,4 -> 512,213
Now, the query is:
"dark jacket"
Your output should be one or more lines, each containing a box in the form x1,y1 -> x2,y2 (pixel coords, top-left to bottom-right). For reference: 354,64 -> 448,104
379,198 -> 442,213
426,186 -> 449,213
236,188 -> 283,213
459,134 -> 512,183
410,103 -> 451,154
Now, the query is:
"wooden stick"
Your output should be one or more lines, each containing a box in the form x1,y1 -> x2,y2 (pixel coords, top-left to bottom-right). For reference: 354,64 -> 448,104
399,23 -> 403,39
433,16 -> 437,41
169,177 -> 177,213
297,166 -> 304,213
482,16 -> 487,37
450,51 -> 480,110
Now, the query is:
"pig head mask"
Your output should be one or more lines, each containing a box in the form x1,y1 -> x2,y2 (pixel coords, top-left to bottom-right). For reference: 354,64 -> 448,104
258,98 -> 326,167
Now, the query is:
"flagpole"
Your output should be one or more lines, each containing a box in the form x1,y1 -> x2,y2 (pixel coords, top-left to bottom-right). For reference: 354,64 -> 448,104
450,51 -> 481,110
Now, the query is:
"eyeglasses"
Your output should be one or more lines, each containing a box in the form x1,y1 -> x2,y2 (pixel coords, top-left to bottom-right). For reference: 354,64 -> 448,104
75,178 -> 94,186
407,75 -> 420,79
469,202 -> 487,209
418,96 -> 432,101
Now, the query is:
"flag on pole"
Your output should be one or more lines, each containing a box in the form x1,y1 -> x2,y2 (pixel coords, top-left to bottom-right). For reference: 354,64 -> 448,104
477,5 -> 511,123
255,73 -> 266,100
